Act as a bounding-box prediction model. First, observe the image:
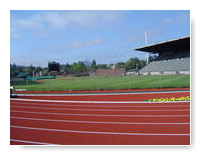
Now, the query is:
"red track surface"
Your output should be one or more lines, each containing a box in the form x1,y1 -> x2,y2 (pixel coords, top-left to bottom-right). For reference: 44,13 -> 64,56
10,88 -> 190,145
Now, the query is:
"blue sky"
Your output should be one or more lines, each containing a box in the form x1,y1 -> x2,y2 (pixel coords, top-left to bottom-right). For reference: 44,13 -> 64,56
10,10 -> 190,67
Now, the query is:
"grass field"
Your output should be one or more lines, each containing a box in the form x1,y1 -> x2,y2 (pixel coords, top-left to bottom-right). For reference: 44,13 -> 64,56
12,75 -> 190,91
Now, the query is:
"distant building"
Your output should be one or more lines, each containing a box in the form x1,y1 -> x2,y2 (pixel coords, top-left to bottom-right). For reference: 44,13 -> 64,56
96,69 -> 125,76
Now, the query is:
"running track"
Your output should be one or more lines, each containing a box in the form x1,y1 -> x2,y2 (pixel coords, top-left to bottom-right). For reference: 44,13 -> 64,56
10,88 -> 190,145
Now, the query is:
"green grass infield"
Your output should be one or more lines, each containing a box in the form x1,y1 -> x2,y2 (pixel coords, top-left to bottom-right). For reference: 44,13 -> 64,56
12,75 -> 190,91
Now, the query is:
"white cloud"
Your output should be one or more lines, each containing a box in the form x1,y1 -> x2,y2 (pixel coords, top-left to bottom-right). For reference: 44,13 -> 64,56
41,11 -> 70,28
59,10 -> 125,28
71,39 -> 105,47
10,10 -> 125,39
37,38 -> 105,54
11,11 -> 123,29
10,27 -> 21,39
13,18 -> 44,29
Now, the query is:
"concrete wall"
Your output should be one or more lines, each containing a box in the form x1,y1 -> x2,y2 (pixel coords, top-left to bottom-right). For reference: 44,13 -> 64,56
179,71 -> 190,74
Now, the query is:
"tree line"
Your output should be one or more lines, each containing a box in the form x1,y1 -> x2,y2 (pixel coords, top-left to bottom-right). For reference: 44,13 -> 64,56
10,57 -> 147,77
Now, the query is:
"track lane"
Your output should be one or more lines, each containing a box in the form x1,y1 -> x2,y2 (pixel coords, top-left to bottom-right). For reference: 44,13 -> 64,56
10,139 -> 55,145
10,116 -> 190,134
11,110 -> 190,123
10,126 -> 190,145
10,101 -> 190,110
10,105 -> 190,115
10,99 -> 190,109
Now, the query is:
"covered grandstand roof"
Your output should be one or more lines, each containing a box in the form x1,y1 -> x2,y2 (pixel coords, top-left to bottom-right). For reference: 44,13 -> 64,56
135,36 -> 190,54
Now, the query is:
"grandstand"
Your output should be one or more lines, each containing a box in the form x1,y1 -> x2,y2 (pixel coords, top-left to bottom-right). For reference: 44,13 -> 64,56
135,36 -> 190,75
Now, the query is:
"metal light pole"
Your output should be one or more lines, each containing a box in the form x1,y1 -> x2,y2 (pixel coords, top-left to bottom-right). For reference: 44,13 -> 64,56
145,30 -> 149,64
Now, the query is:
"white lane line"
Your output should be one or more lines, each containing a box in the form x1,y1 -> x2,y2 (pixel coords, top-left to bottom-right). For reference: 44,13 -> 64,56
10,101 -> 191,108
10,98 -> 190,104
10,105 -> 190,112
10,139 -> 55,145
11,90 -> 190,96
10,116 -> 190,125
10,110 -> 190,117
10,125 -> 190,136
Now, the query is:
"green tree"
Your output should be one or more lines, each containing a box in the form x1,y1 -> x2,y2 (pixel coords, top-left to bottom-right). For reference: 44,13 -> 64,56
72,61 -> 86,74
125,58 -> 140,70
65,63 -> 71,74
26,64 -> 35,75
35,66 -> 42,72
97,64 -> 108,69
115,62 -> 125,69
138,60 -> 146,69
90,60 -> 97,72
10,63 -> 17,77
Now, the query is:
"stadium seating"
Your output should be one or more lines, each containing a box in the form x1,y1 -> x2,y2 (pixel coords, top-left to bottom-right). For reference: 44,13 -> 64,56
139,58 -> 190,75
